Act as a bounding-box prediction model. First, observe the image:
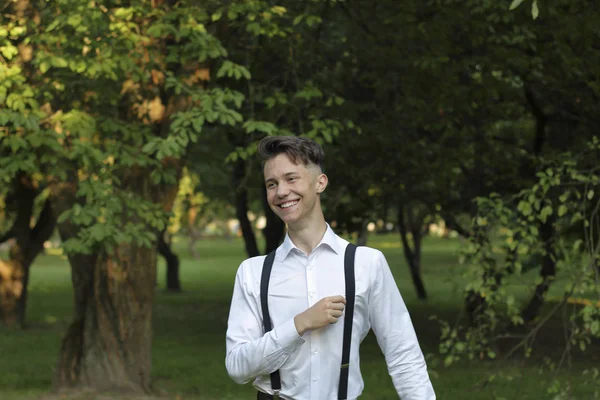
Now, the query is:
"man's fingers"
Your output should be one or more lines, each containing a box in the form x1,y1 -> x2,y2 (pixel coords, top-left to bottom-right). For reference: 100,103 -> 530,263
331,302 -> 345,310
327,295 -> 346,304
328,310 -> 344,324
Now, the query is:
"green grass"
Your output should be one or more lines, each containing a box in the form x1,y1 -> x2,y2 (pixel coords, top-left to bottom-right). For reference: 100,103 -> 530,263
1,235 -> 598,400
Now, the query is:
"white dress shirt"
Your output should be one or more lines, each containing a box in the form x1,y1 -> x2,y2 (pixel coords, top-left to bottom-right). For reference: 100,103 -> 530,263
225,225 -> 436,400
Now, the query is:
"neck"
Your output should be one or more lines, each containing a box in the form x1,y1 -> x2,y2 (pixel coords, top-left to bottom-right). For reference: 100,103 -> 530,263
287,216 -> 327,255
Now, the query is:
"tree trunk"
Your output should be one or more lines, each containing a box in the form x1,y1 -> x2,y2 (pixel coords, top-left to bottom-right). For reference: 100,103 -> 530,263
54,242 -> 156,393
233,159 -> 259,257
356,220 -> 369,246
0,259 -> 23,327
51,188 -> 160,393
157,230 -> 181,292
262,187 -> 285,254
397,203 -> 428,300
521,219 -> 556,322
187,226 -> 201,260
52,160 -> 181,393
0,175 -> 56,327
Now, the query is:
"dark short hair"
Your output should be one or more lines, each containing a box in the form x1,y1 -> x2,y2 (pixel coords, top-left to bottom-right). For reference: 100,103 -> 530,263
258,136 -> 325,172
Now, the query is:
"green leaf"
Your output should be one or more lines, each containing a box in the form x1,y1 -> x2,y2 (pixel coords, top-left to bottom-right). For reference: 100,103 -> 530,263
271,6 -> 287,16
509,0 -> 526,10
587,190 -> 594,200
247,22 -> 260,36
444,355 -> 455,367
0,45 -> 19,60
531,0 -> 539,19
228,9 -> 239,20
517,200 -> 532,216
293,15 -> 304,26
10,26 -> 27,37
539,205 -> 553,222
52,57 -> 69,68
211,10 -> 223,22
558,204 -> 568,217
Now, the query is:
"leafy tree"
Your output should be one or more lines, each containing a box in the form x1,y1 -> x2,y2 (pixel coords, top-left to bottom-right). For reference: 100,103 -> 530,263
1,0 -> 247,393
202,0 -> 353,256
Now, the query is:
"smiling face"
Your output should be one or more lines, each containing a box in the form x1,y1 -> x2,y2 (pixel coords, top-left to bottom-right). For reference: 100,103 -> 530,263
264,153 -> 328,227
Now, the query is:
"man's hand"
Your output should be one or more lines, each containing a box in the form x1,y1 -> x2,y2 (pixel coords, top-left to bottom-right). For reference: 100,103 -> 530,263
294,295 -> 346,336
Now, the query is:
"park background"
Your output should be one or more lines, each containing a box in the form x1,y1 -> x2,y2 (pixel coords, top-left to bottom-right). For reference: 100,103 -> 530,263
0,0 -> 599,399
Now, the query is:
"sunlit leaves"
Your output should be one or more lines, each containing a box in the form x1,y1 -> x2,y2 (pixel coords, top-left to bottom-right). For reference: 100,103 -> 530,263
243,120 -> 278,135
0,0 -> 243,256
509,0 -> 527,11
216,61 -> 251,80
449,141 -> 600,368
531,1 -> 539,19
509,0 -> 540,19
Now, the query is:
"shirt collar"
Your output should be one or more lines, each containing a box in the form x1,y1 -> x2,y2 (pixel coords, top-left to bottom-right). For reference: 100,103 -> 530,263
278,223 -> 343,261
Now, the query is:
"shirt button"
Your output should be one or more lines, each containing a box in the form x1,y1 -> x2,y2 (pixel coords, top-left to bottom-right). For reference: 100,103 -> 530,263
312,377 -> 318,382
309,291 -> 315,297
313,349 -> 318,355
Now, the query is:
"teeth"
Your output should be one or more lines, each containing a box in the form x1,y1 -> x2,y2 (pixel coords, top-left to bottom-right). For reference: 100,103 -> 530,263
280,201 -> 298,209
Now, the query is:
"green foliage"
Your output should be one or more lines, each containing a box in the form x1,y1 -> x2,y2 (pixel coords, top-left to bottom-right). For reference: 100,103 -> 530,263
441,139 -> 600,372
0,0 -> 247,254
509,0 -> 540,20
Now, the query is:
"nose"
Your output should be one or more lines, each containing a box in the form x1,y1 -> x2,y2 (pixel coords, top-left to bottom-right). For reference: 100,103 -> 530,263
276,182 -> 290,198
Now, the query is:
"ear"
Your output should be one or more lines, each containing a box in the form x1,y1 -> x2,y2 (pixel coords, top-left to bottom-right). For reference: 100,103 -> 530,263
316,173 -> 328,194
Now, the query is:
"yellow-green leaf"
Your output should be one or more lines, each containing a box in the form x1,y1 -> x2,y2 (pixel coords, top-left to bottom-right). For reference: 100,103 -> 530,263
509,0 -> 526,10
558,204 -> 568,217
531,0 -> 539,19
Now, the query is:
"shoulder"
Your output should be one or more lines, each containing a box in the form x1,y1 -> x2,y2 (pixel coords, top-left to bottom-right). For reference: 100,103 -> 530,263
237,254 -> 268,274
235,254 -> 269,282
234,255 -> 269,296
355,245 -> 386,266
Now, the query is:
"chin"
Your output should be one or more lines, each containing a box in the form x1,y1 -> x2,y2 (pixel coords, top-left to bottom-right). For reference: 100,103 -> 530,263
277,211 -> 301,225
279,214 -> 298,224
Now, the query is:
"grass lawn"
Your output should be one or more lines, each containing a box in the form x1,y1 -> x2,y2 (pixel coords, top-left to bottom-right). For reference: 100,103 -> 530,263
0,234 -> 598,400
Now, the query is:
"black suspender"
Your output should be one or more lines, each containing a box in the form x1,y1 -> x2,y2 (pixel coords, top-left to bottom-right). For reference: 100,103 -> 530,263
260,243 -> 358,400
260,250 -> 281,397
338,243 -> 357,400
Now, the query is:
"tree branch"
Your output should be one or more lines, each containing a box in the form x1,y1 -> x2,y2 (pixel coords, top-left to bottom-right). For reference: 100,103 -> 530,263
524,83 -> 547,156
442,213 -> 472,238
0,224 -> 16,244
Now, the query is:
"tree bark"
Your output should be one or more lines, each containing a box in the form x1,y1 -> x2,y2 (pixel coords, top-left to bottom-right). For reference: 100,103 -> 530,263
397,203 -> 428,300
0,175 -> 56,327
521,219 -> 556,322
52,160 -> 181,393
233,158 -> 259,257
262,187 -> 285,254
157,230 -> 181,292
356,220 -> 369,246
54,241 -> 156,393
187,226 -> 201,260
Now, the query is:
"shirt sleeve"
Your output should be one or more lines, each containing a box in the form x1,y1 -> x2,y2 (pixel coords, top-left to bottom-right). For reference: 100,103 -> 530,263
225,261 -> 306,384
368,250 -> 436,400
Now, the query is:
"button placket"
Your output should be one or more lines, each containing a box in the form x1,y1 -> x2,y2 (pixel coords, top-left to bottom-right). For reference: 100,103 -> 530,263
306,255 -> 316,307
307,250 -> 321,400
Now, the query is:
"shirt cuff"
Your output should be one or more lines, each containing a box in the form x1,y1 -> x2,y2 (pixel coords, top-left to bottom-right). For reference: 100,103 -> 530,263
273,317 -> 305,351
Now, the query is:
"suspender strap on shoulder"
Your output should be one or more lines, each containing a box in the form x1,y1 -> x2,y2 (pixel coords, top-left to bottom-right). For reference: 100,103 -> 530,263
260,250 -> 281,396
338,243 -> 357,400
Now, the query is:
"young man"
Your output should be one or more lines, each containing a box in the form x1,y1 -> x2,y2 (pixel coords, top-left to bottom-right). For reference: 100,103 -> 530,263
225,136 -> 436,399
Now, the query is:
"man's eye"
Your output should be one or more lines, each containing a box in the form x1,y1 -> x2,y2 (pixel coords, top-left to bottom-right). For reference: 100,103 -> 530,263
267,183 -> 276,189
289,178 -> 297,182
